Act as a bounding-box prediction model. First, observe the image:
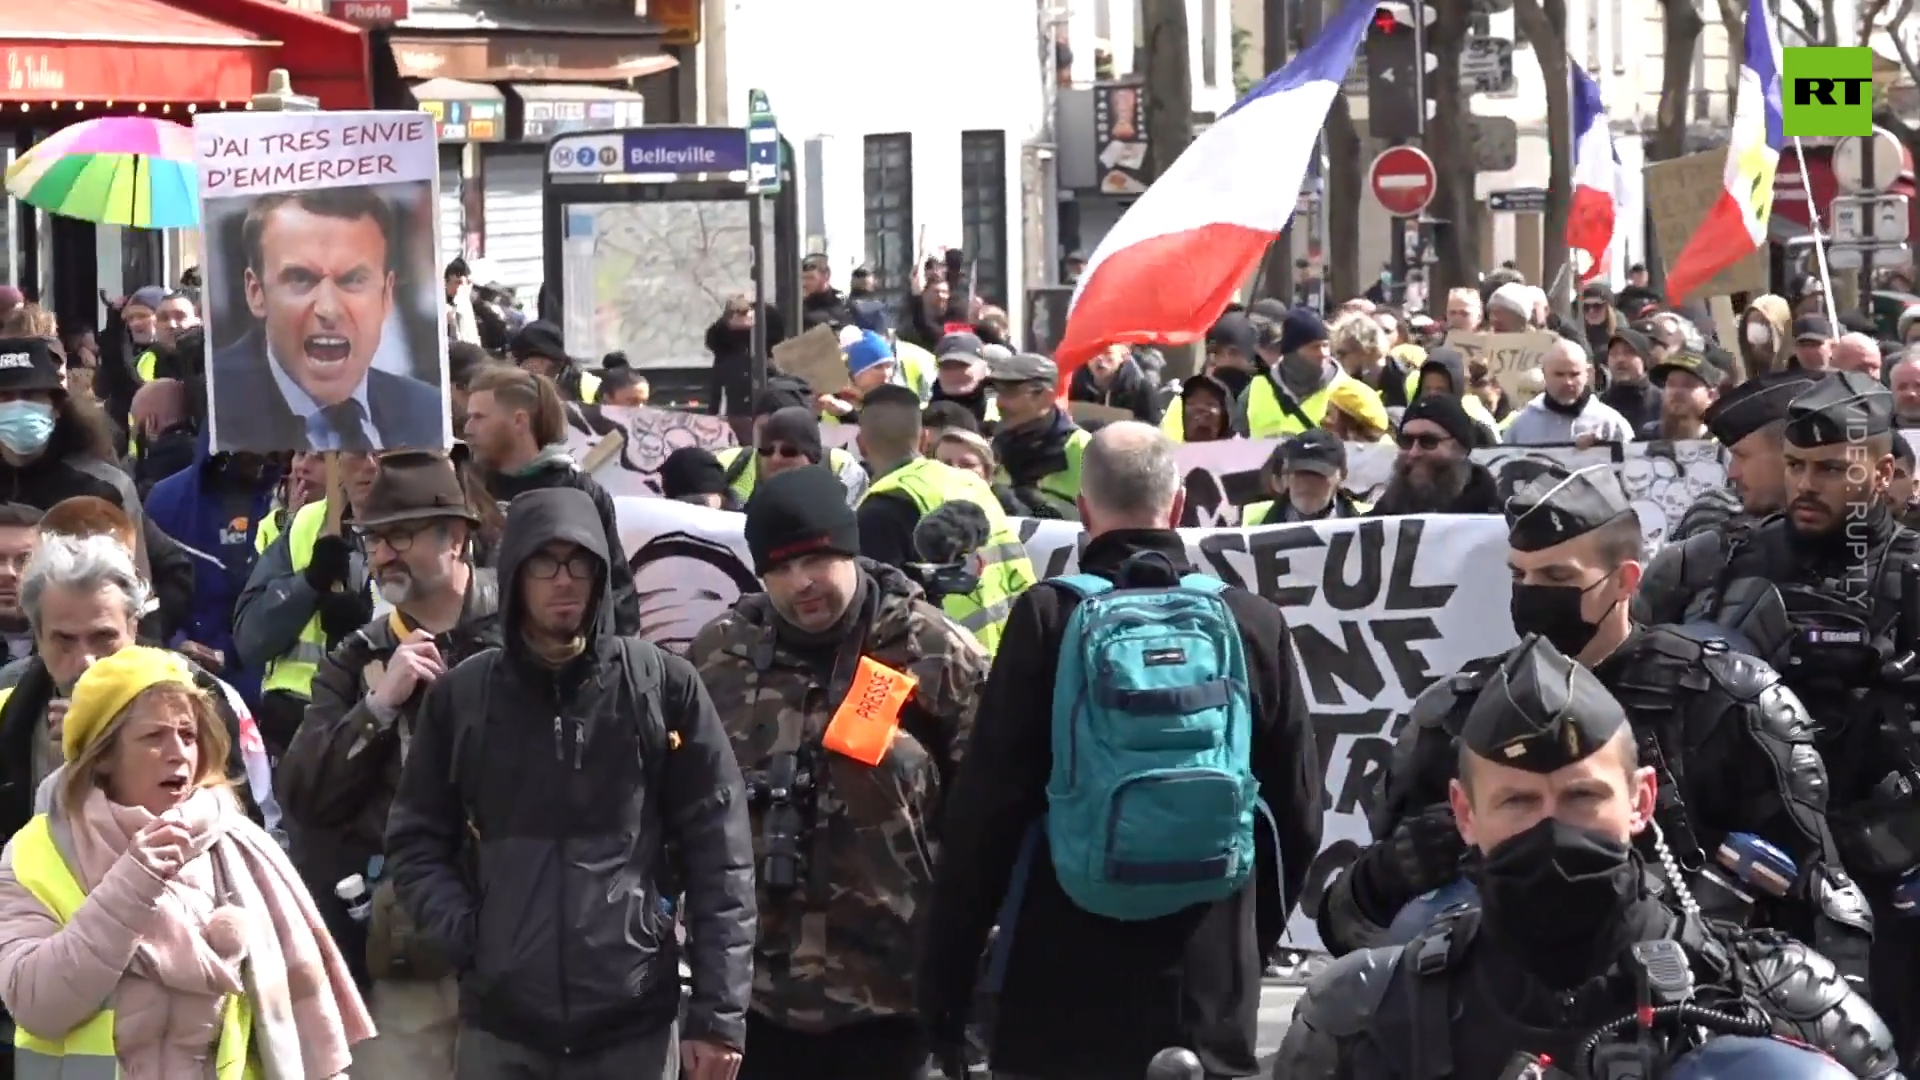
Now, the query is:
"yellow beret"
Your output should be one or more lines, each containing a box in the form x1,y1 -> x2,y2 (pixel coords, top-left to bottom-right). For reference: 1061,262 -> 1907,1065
64,647 -> 196,763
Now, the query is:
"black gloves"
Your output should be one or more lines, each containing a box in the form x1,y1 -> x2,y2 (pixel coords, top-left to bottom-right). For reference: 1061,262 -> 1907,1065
1353,804 -> 1468,921
304,534 -> 355,594
317,589 -> 374,648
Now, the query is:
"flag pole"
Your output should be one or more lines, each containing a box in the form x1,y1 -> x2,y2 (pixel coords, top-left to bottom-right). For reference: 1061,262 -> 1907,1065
1789,136 -> 1841,328
1773,6 -> 1839,326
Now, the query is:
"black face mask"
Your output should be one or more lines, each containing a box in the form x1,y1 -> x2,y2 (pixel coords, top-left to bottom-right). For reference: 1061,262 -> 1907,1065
1509,574 -> 1616,658
1475,817 -> 1636,950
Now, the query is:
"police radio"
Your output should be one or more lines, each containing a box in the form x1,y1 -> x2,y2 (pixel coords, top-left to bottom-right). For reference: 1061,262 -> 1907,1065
1573,940 -> 1773,1080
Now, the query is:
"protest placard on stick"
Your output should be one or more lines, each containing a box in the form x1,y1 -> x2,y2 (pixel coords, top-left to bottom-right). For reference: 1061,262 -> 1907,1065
197,110 -> 450,454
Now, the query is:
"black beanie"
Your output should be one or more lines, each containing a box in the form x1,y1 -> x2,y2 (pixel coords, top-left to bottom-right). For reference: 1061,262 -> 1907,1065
1400,393 -> 1477,448
760,406 -> 824,463
659,446 -> 728,499
744,466 -> 860,574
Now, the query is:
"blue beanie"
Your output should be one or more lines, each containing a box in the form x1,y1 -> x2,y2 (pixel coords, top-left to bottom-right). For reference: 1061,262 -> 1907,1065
844,330 -> 894,377
1278,308 -> 1328,355
126,286 -> 167,313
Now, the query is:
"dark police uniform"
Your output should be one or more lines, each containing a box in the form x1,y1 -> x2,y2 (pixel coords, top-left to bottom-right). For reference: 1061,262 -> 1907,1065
1274,637 -> 1901,1080
1663,371 -> 1823,549
1636,372 -> 1920,1062
1318,466 -> 1870,983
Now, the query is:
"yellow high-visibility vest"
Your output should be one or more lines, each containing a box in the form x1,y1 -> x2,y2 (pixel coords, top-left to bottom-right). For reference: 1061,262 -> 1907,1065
992,426 -> 1091,517
259,501 -> 331,699
10,813 -> 262,1079
861,458 -> 1038,655
715,447 -> 860,505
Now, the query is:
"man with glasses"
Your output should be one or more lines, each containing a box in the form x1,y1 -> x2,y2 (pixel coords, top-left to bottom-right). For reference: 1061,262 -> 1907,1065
280,450 -> 500,1078
714,387 -> 869,508
987,351 -> 1090,520
1367,395 -> 1501,516
389,487 -> 755,1080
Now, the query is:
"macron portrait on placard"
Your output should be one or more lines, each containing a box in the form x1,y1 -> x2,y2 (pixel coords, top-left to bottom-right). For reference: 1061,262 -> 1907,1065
195,110 -> 452,455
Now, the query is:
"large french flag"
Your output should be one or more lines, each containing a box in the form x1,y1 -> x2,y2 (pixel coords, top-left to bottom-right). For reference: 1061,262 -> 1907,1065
1567,66 -> 1625,284
1051,0 -> 1376,375
1664,0 -> 1782,302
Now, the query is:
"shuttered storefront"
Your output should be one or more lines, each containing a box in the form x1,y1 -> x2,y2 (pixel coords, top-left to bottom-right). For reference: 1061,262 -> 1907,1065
438,145 -> 465,270
480,147 -> 546,306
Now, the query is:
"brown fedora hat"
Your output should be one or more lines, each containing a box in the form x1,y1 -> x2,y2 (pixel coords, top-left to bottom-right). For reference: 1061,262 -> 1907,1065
357,450 -> 479,528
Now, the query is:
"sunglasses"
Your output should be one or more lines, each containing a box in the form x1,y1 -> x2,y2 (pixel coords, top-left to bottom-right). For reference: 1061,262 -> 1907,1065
758,444 -> 807,459
1581,302 -> 1607,311
1397,431 -> 1451,451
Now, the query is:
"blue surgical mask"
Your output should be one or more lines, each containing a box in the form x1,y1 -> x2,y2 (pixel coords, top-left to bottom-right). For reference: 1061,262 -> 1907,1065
0,401 -> 55,456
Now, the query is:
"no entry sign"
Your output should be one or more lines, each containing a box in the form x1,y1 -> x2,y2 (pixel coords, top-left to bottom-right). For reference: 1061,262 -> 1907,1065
1369,146 -> 1437,217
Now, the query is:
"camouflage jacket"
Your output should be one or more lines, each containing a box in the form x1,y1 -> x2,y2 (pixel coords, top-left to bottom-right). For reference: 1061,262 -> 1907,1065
689,559 -> 988,1032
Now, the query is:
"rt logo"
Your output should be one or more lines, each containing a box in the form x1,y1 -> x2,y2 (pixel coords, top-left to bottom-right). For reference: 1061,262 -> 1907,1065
1783,47 -> 1875,136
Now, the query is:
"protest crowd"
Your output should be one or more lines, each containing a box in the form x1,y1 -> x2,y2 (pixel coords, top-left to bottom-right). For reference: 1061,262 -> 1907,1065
0,12 -> 1918,1080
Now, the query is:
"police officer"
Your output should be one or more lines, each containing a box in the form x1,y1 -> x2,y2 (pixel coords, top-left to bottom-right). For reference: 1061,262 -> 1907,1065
1273,636 -> 1901,1080
1628,372 -> 1920,1062
853,383 -> 1037,655
1664,369 -> 1820,545
1318,464 -> 1870,983
987,352 -> 1091,520
690,466 -> 990,1080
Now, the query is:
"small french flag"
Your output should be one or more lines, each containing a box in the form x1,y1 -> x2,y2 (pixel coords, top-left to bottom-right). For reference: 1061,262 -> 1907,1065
1566,66 -> 1625,284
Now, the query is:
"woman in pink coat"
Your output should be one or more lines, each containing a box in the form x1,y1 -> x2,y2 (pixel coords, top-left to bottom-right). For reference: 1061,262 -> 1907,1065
0,646 -> 372,1079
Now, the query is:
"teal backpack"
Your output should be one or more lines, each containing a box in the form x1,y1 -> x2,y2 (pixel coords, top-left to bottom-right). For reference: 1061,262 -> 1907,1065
1037,553 -> 1271,921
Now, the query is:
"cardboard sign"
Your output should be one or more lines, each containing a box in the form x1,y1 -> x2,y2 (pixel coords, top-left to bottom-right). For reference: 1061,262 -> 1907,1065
1069,401 -> 1134,426
823,656 -> 918,765
771,325 -> 849,396
1644,149 -> 1767,299
1440,330 -> 1561,398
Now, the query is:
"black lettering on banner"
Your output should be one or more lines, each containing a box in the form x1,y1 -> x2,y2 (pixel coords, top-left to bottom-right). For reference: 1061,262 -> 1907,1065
1384,519 -> 1453,611
1320,519 -> 1385,611
1247,524 -> 1323,606
1196,532 -> 1247,588
1179,468 -> 1227,527
1339,734 -> 1395,818
1370,616 -> 1446,700
1311,710 -> 1388,810
1294,623 -> 1387,705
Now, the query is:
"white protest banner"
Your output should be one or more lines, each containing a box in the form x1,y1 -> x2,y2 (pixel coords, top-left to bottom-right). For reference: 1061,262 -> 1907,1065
618,495 -> 1517,953
563,403 -> 739,498
196,111 -> 450,454
1173,436 -> 1724,551
1440,330 -> 1560,397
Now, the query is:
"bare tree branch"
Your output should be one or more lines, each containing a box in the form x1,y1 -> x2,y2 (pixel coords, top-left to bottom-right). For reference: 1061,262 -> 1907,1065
1785,0 -> 1825,43
1652,0 -> 1705,160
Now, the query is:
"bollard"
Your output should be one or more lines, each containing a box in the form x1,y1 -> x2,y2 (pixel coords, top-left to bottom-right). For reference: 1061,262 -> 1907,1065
1146,1047 -> 1204,1080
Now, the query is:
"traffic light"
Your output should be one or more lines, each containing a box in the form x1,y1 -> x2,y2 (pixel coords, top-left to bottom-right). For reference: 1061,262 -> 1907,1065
1365,3 -> 1422,140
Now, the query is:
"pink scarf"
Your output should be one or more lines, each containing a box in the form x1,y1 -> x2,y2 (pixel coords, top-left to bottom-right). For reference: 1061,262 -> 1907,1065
68,786 -> 375,1079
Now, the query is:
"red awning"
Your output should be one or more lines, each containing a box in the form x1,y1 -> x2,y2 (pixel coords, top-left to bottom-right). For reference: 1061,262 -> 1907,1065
0,0 -> 369,109
0,0 -> 273,104
177,0 -> 371,111
1773,144 -> 1920,242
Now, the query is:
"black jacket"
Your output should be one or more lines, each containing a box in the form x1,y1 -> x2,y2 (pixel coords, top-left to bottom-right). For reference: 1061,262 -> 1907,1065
1066,358 -> 1165,425
385,488 -> 755,1053
278,567 -> 504,968
1365,461 -> 1502,518
801,287 -> 851,332
915,529 -> 1324,1079
485,461 -> 640,637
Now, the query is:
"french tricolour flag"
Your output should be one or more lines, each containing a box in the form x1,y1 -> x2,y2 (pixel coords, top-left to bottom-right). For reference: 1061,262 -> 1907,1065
1664,0 -> 1782,302
1051,0 -> 1376,376
1567,66 -> 1625,284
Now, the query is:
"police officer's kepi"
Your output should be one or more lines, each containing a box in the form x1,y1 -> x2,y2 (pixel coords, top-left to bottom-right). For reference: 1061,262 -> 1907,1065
1703,369 -> 1818,447
1784,371 -> 1895,448
1461,634 -> 1628,773
1505,463 -> 1634,553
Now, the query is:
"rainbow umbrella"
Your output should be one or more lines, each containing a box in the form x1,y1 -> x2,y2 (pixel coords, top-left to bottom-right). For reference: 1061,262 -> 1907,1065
4,117 -> 199,230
